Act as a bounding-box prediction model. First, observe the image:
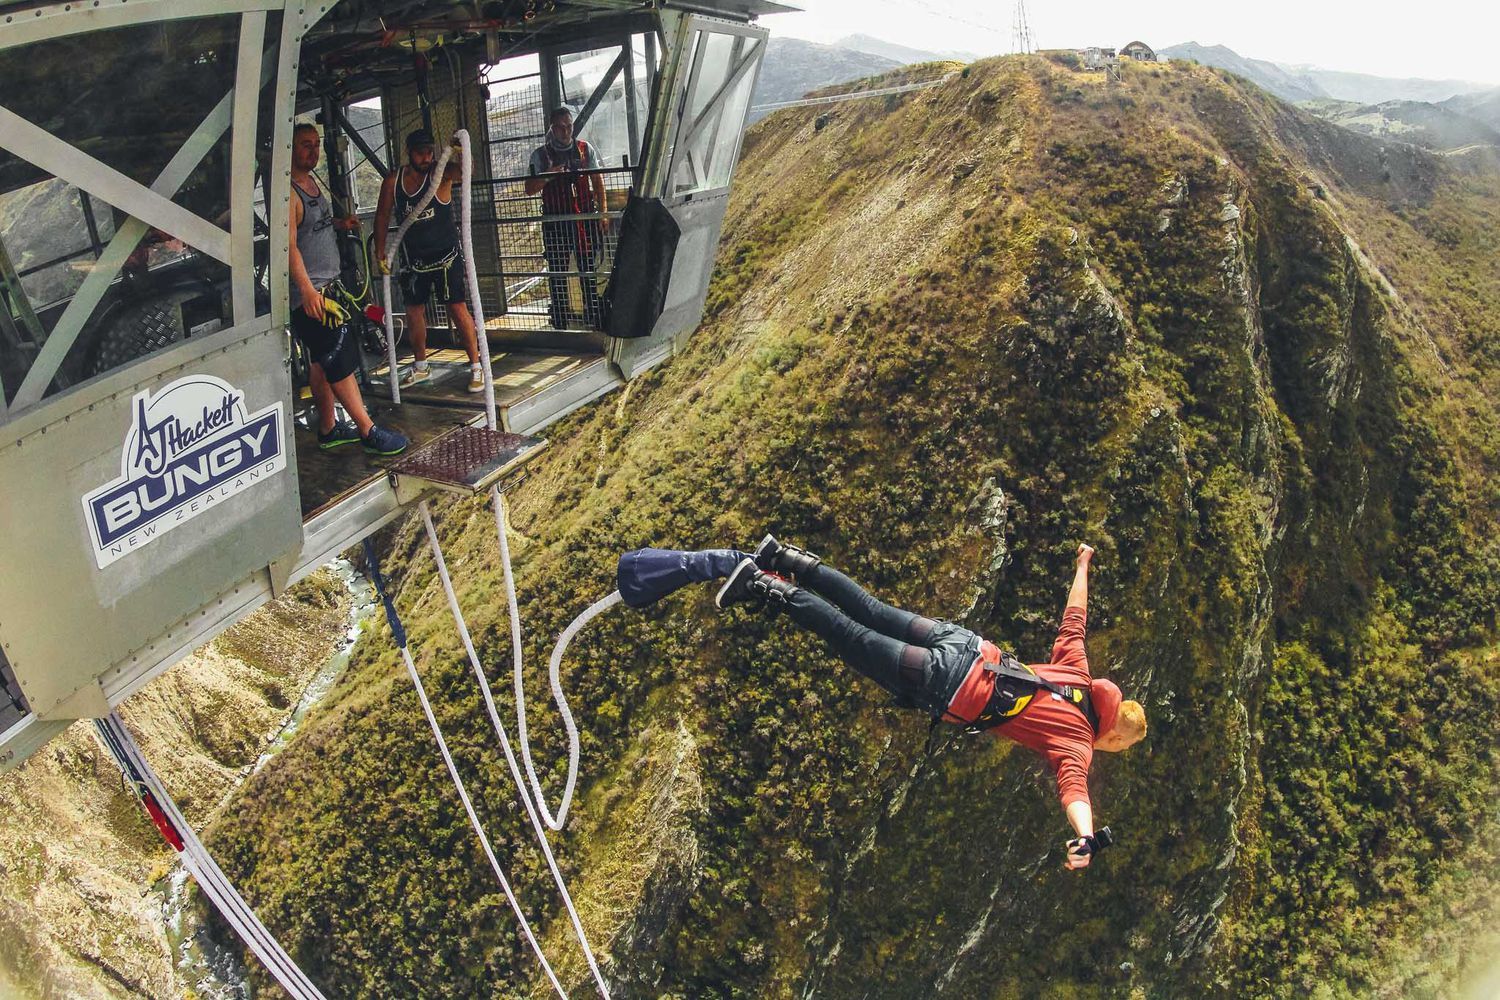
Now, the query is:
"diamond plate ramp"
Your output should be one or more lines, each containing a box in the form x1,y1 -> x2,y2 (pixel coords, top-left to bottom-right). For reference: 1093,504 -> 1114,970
390,425 -> 547,499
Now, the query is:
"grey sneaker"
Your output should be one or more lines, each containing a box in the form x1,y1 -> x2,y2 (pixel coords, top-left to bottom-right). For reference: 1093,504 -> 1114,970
317,419 -> 361,450
715,559 -> 796,610
716,558 -> 762,610
401,363 -> 431,387
362,424 -> 409,456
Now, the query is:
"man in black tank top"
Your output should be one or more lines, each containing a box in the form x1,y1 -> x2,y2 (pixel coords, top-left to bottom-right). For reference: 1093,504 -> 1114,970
374,129 -> 484,392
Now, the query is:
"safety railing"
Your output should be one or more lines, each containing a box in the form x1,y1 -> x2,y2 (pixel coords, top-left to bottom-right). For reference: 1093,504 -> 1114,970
453,164 -> 634,334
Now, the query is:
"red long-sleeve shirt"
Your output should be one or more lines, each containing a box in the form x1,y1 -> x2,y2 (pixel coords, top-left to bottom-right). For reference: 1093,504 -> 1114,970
943,607 -> 1121,809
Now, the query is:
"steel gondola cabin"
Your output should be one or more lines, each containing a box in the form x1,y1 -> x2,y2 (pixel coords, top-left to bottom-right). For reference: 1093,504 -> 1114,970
0,0 -> 789,769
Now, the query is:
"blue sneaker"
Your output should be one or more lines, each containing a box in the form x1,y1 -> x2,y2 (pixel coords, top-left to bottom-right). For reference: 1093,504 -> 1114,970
317,419 -> 361,450
362,424 -> 409,456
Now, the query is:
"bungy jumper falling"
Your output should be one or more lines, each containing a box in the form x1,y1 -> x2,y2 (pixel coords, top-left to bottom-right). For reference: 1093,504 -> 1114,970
0,1 -> 788,996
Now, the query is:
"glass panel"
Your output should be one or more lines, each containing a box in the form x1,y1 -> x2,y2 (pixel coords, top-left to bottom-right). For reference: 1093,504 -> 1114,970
0,179 -> 93,309
485,55 -> 546,179
688,33 -> 736,124
670,32 -> 759,197
56,194 -> 234,384
88,193 -> 118,245
0,11 -> 281,409
346,98 -> 388,213
0,15 -> 242,189
558,45 -> 630,168
704,46 -> 759,190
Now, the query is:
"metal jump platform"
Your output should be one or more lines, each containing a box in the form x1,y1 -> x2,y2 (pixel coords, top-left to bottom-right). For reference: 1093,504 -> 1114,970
0,0 -> 789,769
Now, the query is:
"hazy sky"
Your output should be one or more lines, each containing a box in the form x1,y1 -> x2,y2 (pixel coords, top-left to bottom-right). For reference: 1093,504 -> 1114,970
770,0 -> 1500,87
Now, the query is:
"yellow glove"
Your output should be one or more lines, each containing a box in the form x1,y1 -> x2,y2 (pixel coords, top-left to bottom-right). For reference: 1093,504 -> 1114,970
320,295 -> 349,329
377,258 -> 391,276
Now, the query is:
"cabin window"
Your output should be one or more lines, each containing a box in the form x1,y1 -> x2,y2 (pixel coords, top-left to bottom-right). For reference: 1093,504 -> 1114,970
670,28 -> 762,197
0,11 -> 280,413
0,180 -> 115,310
558,45 -> 633,168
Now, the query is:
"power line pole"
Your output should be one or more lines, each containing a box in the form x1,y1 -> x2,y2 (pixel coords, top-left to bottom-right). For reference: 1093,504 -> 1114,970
1012,0 -> 1034,55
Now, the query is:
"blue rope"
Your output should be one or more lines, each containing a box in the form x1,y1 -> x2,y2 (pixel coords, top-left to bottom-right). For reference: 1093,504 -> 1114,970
362,539 -> 408,649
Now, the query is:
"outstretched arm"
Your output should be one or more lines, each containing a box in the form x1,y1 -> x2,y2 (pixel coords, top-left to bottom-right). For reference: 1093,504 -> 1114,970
1066,543 -> 1093,613
1061,542 -> 1096,870
1064,800 -> 1095,870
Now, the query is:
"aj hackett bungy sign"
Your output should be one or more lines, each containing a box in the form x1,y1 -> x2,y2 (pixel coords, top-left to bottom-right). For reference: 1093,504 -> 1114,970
81,375 -> 286,568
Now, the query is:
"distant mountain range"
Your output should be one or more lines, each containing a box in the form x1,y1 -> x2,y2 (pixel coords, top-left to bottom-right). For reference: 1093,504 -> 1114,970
1159,42 -> 1327,103
748,38 -> 900,121
1445,88 -> 1500,132
1304,98 -> 1500,153
833,33 -> 976,66
1160,42 -> 1500,155
1160,42 -> 1495,106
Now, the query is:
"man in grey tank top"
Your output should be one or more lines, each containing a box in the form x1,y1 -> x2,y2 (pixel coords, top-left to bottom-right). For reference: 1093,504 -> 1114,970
289,124 -> 406,455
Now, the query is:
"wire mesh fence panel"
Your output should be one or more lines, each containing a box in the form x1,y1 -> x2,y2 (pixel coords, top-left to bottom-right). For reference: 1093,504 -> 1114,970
479,69 -> 630,334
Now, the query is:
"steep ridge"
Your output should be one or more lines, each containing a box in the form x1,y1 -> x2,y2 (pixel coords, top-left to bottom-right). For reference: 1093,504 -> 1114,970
210,56 -> 1499,997
0,571 -> 351,999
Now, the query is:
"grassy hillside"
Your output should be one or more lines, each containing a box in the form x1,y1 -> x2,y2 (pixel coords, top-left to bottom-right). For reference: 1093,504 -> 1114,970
211,55 -> 1499,998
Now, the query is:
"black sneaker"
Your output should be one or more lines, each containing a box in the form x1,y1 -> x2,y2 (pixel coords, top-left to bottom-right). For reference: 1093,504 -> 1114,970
752,533 -> 820,577
752,534 -> 783,571
716,558 -> 763,610
317,419 -> 361,450
362,424 -> 409,456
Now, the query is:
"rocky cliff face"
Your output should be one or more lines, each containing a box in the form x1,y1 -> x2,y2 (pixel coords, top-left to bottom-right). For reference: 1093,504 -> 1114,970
0,571 -> 351,999
210,56 -> 1499,998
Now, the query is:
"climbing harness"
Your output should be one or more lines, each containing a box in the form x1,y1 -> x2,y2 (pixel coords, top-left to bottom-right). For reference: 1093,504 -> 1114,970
93,713 -> 328,1000
957,644 -> 1099,736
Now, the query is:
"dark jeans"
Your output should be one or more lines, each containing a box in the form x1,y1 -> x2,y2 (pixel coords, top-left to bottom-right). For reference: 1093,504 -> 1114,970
780,563 -> 978,715
542,219 -> 602,328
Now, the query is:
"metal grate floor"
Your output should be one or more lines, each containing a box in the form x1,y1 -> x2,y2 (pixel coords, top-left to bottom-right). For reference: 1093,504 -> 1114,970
390,425 -> 547,495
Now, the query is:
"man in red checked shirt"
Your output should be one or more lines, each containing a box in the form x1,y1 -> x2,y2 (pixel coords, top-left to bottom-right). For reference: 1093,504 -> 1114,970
716,537 -> 1147,870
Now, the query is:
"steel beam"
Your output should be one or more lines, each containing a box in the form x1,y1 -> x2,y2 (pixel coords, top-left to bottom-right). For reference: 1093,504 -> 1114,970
0,0 -> 277,53
11,44 -> 279,411
678,36 -> 762,152
573,47 -> 628,138
0,105 -> 231,263
333,105 -> 389,177
232,11 -> 267,326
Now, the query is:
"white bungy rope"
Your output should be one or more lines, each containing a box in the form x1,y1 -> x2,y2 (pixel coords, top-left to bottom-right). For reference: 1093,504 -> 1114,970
405,130 -> 612,997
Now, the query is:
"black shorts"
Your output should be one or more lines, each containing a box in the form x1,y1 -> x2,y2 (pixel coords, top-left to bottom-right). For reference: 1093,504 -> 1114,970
919,621 -> 984,715
290,305 -> 361,383
401,252 -> 468,307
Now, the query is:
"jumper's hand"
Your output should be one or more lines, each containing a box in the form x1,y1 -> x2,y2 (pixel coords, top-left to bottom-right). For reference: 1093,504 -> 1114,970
1076,543 -> 1094,566
377,258 -> 391,276
334,216 -> 361,232
1064,837 -> 1094,870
